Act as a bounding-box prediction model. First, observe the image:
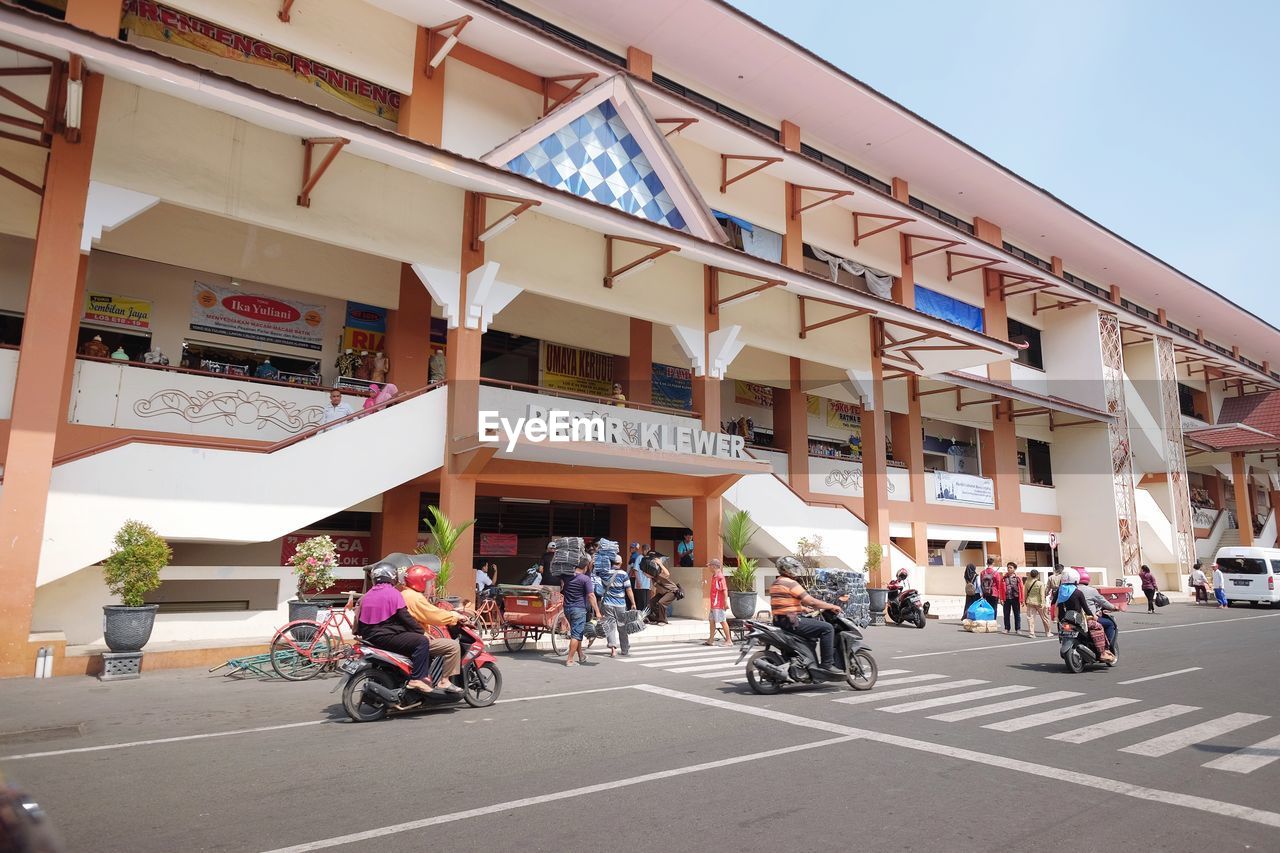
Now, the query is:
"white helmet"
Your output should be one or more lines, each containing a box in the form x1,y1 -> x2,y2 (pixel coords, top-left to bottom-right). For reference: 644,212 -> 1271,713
1061,568 -> 1080,584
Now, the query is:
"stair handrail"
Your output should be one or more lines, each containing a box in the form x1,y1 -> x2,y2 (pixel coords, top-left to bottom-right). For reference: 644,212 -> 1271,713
477,377 -> 701,419
1260,508 -> 1278,548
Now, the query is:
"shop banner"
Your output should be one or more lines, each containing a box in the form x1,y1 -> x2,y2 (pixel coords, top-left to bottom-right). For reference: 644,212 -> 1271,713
933,470 -> 995,507
479,533 -> 519,557
806,394 -> 820,416
281,534 -> 373,568
83,290 -> 152,328
342,327 -> 385,353
540,341 -> 614,397
344,301 -> 387,332
651,363 -> 692,410
826,399 -> 862,431
122,1 -> 401,122
734,380 -> 773,408
191,282 -> 326,351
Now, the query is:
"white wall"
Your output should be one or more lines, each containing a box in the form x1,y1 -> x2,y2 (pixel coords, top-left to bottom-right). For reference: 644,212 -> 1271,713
442,60 -> 543,159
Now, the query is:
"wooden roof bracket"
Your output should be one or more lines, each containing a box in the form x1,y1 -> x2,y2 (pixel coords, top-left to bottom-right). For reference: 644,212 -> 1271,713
946,250 -> 1001,281
904,233 -> 964,260
789,184 -> 854,220
424,16 -> 473,77
604,235 -> 677,288
542,73 -> 597,117
709,267 -> 781,312
471,192 -> 542,252
297,137 -> 348,207
655,117 -> 698,137
720,154 -> 782,194
278,0 -> 297,22
853,211 -> 915,246
798,295 -> 872,339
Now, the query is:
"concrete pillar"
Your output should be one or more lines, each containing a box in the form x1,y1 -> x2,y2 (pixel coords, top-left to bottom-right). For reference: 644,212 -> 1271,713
626,500 -> 652,552
1233,453 -> 1254,546
982,259 -> 1025,566
691,267 -> 722,566
386,264 -> 434,389
783,182 -> 804,272
626,47 -> 653,81
398,26 -> 447,146
864,321 -> 891,586
620,317 -> 653,405
372,483 -> 423,558
0,74 -> 103,675
773,357 -> 809,494
692,496 -> 723,566
65,0 -> 123,36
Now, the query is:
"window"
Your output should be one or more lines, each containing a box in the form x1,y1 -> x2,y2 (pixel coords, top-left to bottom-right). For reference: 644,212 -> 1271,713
652,74 -> 780,141
1216,557 -> 1267,575
1002,242 -> 1052,273
1007,318 -> 1043,370
477,0 -> 625,67
1062,271 -> 1108,299
914,285 -> 984,332
908,197 -> 975,235
798,144 -> 892,195
1026,438 -> 1053,487
1178,383 -> 1198,419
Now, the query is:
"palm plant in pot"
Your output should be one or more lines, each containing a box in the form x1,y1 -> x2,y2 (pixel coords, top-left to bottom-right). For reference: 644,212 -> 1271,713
725,509 -> 760,619
418,505 -> 474,603
101,520 -> 172,653
286,535 -> 339,622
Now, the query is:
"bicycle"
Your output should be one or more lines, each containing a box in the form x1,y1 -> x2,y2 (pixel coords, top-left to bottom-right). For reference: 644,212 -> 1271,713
472,596 -> 503,641
269,592 -> 360,681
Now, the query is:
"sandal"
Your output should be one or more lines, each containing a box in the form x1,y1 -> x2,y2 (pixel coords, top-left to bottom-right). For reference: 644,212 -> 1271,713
702,640 -> 715,646
441,682 -> 464,695
406,679 -> 434,693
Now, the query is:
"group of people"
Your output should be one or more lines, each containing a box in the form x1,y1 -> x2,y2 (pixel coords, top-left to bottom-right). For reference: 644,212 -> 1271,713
1187,560 -> 1230,608
320,384 -> 401,428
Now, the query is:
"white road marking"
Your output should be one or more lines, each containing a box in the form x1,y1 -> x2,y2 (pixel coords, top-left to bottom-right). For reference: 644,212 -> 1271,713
641,653 -> 739,668
668,661 -> 750,673
869,674 -> 949,687
1120,713 -> 1270,757
692,668 -> 751,679
985,697 -> 1140,732
635,685 -> 1280,830
0,685 -> 636,762
1116,667 -> 1202,685
1047,704 -> 1201,743
624,650 -> 739,664
1203,733 -> 1280,774
619,645 -> 722,658
256,733 -> 861,853
833,679 -> 988,706
878,685 -> 1033,714
929,691 -> 1084,722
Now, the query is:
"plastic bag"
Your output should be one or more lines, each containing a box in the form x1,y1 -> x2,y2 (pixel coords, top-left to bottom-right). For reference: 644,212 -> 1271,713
966,598 -> 995,621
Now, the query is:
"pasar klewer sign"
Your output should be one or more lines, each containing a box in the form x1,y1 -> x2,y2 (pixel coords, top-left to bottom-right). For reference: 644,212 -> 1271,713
122,1 -> 402,122
191,282 -> 326,351
479,404 -> 748,460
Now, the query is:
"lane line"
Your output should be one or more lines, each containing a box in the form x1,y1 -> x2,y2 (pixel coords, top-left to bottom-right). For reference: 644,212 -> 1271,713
635,685 -> 1280,830
1203,733 -> 1280,774
692,668 -> 751,679
1047,704 -> 1201,744
1116,667 -> 1202,685
256,734 -> 860,853
833,679 -> 988,706
877,685 -> 1033,714
0,685 -> 636,762
868,674 -> 948,687
929,691 -> 1084,723
894,613 -> 1280,659
984,697 -> 1139,732
1120,713 -> 1270,757
668,661 -> 752,673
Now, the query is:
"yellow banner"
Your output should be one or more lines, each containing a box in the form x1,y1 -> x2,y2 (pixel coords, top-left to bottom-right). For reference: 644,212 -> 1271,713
342,327 -> 385,353
734,380 -> 773,408
806,394 -> 820,416
83,291 -> 152,329
826,399 -> 862,432
123,1 -> 401,122
541,342 -> 614,397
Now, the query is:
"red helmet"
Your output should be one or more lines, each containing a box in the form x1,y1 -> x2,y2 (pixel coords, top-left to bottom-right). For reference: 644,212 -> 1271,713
405,564 -> 437,593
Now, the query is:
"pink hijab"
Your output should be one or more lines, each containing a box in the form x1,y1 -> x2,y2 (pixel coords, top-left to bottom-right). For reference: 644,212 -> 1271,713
372,383 -> 399,407
362,385 -> 379,411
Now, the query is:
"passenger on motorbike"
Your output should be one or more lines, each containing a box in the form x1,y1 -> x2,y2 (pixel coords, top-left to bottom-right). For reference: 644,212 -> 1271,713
769,556 -> 845,679
1077,570 -> 1119,652
1055,568 -> 1115,663
399,565 -> 466,695
356,561 -> 434,693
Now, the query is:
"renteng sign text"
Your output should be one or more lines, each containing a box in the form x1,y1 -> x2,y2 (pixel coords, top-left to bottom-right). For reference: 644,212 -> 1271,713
479,406 -> 747,459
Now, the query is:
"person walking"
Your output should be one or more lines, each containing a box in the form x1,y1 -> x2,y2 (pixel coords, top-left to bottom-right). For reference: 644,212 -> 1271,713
1213,562 -> 1228,609
998,562 -> 1024,635
962,562 -> 979,615
1023,568 -> 1050,638
705,559 -> 731,646
600,554 -> 635,657
631,543 -> 652,614
978,560 -> 1001,617
1188,560 -> 1208,604
563,556 -> 602,666
1045,563 -> 1064,624
645,552 -> 678,625
1138,564 -> 1160,613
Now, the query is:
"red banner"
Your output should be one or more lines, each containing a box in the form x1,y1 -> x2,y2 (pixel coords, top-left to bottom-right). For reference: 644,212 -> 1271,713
281,534 -> 374,568
479,533 -> 518,557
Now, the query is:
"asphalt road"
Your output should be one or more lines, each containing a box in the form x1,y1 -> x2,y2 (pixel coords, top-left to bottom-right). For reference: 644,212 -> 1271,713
2,601 -> 1278,853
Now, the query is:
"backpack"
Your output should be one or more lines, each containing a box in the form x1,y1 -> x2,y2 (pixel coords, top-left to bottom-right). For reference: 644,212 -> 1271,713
980,570 -> 995,596
639,554 -> 665,578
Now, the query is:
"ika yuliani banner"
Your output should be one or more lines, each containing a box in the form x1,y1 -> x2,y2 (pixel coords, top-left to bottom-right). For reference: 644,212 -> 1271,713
191,283 -> 326,351
123,1 -> 402,122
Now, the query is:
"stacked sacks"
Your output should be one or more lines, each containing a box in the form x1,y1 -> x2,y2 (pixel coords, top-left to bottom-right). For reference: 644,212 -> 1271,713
550,536 -> 584,577
812,569 -> 872,628
593,538 -> 620,574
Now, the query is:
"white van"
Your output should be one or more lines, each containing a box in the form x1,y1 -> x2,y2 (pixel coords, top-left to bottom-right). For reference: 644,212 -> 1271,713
1213,547 -> 1280,605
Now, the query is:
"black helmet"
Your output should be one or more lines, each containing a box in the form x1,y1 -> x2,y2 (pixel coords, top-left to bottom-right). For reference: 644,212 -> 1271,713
369,552 -> 417,585
775,556 -> 803,577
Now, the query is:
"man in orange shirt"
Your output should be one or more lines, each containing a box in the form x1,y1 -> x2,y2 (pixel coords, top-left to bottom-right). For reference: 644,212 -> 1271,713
399,565 -> 463,694
769,556 -> 844,679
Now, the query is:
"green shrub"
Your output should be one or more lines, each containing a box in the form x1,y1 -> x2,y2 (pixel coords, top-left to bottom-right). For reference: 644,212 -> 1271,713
102,520 -> 172,607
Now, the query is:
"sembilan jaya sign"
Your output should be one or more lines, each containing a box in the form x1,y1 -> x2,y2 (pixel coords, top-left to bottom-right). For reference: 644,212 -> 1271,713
479,404 -> 747,459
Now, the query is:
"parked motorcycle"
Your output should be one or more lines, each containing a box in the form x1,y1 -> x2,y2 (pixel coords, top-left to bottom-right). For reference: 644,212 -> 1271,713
735,608 -> 878,694
1058,609 -> 1119,673
338,623 -> 502,721
885,574 -> 930,629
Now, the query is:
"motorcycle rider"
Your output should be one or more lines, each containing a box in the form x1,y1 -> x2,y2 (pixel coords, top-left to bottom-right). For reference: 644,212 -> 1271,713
356,561 -> 434,693
769,556 -> 845,679
1077,570 -> 1119,654
399,565 -> 466,695
1055,568 -> 1115,663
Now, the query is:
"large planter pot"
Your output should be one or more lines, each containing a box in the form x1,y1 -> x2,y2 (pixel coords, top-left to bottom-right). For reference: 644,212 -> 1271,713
867,588 -> 889,626
102,605 -> 159,652
729,590 -> 757,620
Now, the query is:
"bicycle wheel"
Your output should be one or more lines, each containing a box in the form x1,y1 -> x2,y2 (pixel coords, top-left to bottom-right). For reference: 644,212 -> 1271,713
549,612 -> 571,656
270,621 -> 332,681
503,626 -> 527,653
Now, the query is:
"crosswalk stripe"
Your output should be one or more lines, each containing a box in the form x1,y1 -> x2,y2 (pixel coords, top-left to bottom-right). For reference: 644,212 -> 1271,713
692,668 -> 751,679
929,691 -> 1084,722
984,697 -> 1140,732
623,647 -> 737,661
641,653 -> 739,668
878,685 -> 1033,714
871,674 -> 948,688
668,661 -> 750,673
1120,713 -> 1270,757
1203,733 -> 1280,774
722,678 -> 746,685
833,679 -> 988,706
624,650 -> 740,664
874,669 -> 912,677
1047,704 -> 1201,744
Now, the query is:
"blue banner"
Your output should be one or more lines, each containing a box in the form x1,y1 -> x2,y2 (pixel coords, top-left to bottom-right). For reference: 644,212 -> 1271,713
914,285 -> 984,333
651,363 -> 692,410
344,301 -> 387,332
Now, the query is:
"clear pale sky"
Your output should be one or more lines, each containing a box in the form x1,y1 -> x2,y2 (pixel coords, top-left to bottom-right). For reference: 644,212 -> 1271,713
729,0 -> 1279,321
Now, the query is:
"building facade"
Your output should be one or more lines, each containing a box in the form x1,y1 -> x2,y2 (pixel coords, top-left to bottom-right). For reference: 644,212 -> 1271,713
0,0 -> 1276,676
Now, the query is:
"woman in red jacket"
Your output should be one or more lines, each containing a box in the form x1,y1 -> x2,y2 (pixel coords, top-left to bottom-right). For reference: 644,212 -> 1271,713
998,562 -> 1025,635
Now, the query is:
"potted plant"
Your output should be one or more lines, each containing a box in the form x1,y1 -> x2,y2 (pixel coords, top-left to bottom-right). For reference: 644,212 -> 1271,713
864,543 -> 888,625
286,535 -> 339,622
101,520 -> 172,653
725,509 -> 760,619
419,505 -> 474,603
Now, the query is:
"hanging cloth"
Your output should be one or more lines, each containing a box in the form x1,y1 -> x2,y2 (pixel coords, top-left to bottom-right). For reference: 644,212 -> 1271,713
809,245 -> 894,298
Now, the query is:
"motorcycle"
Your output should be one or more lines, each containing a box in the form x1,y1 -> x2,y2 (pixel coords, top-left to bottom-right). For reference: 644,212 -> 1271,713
338,623 -> 502,721
885,577 -> 930,629
735,608 -> 879,694
1058,609 -> 1119,673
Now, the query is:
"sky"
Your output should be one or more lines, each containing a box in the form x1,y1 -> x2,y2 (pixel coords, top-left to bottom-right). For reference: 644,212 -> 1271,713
729,0 -> 1279,321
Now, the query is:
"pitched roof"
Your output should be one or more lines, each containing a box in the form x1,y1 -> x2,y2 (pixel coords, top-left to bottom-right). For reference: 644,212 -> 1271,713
1184,423 -> 1280,453
1217,390 -> 1280,438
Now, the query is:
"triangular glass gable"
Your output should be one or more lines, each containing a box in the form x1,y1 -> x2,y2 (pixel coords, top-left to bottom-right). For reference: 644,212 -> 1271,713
504,100 -> 688,232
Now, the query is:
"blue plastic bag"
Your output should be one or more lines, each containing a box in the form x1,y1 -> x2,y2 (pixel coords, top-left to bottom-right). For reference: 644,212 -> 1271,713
966,599 -> 995,621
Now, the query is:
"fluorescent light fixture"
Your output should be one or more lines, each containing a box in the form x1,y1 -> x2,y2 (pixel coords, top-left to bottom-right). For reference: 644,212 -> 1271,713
611,257 -> 655,283
65,76 -> 83,132
478,213 -> 518,243
499,497 -> 551,504
428,33 -> 460,70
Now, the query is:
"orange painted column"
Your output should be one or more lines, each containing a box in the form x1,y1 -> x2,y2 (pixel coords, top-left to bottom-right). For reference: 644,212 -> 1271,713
692,267 -> 722,566
625,317 -> 653,405
864,321 -> 891,586
774,357 -> 809,494
386,264 -> 433,390
372,482 -> 423,559
1232,453 -> 1254,547
626,500 -> 652,552
782,183 -> 804,271
892,377 -> 927,564
398,26 -> 448,146
65,0 -> 123,36
981,231 -> 1026,565
0,74 -> 103,676
626,47 -> 653,81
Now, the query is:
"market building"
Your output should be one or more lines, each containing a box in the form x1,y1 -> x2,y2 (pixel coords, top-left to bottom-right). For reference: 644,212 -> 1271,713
0,0 -> 1277,677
